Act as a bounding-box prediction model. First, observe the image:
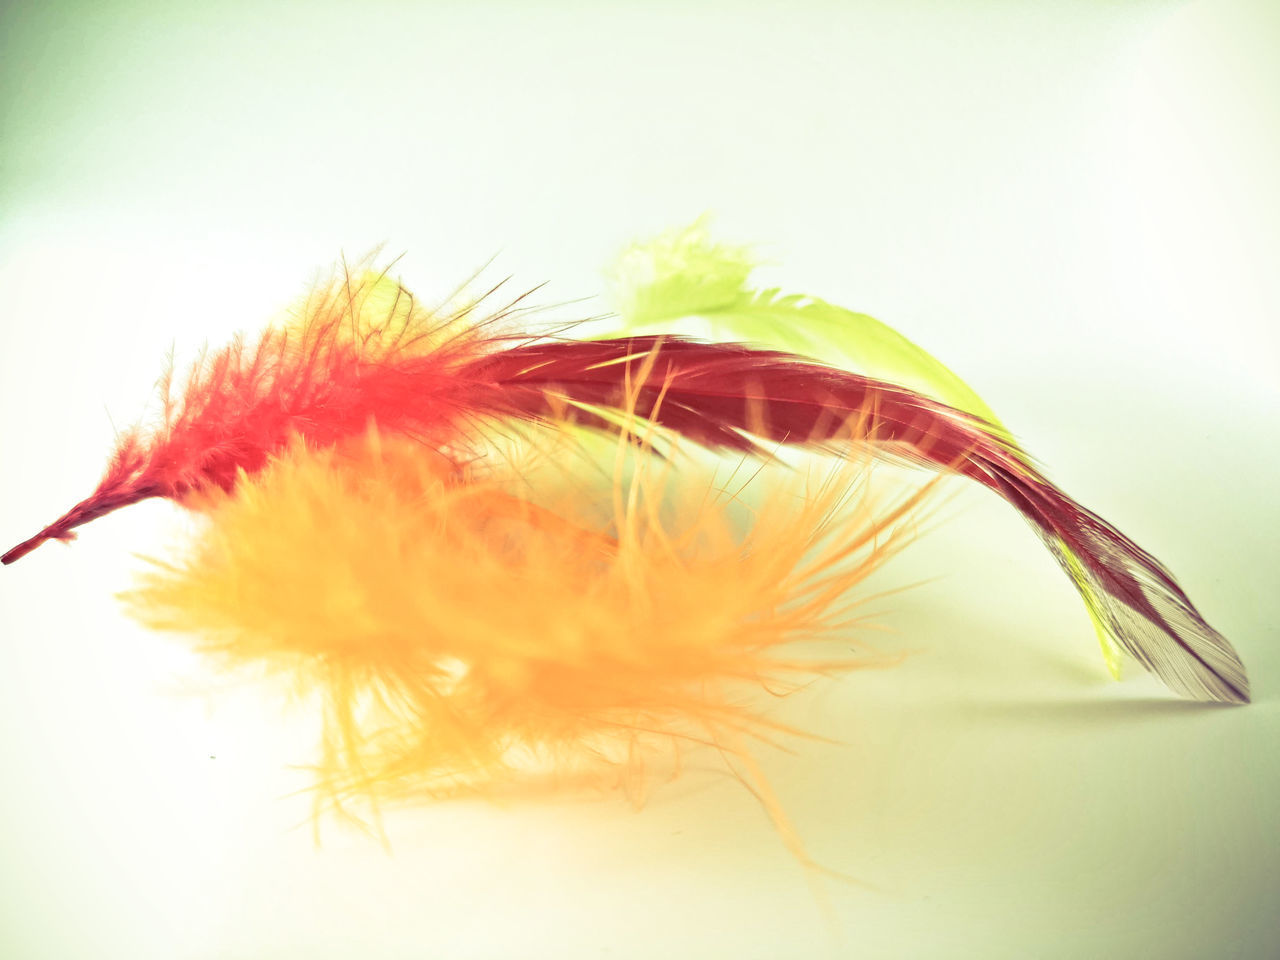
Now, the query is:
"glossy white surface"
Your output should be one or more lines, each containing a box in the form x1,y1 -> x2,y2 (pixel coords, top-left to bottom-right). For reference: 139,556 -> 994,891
1,2 -> 1277,957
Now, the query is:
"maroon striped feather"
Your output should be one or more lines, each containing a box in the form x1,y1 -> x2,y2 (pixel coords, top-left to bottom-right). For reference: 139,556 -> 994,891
474,336 -> 1250,704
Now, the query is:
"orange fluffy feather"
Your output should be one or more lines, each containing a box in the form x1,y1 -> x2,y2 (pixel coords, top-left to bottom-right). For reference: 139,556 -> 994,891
122,421 -> 936,845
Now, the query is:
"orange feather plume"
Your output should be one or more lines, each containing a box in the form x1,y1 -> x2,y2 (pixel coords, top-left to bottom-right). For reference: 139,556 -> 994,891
121,420 -> 936,848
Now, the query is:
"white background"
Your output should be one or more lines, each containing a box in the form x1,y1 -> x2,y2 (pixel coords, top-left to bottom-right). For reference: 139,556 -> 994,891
1,1 -> 1277,957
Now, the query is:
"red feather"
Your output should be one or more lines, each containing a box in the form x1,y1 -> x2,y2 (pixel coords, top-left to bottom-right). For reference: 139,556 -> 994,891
1,276 -> 505,563
2,304 -> 1249,705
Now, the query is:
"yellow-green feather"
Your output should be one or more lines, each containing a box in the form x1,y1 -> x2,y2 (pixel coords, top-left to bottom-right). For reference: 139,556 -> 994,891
600,219 -> 1123,677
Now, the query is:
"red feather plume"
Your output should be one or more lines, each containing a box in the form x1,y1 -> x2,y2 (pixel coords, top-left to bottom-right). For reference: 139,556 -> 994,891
2,274 -> 1249,705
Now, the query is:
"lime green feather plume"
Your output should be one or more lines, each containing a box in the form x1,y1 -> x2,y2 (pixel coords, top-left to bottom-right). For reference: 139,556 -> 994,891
599,219 -> 1122,678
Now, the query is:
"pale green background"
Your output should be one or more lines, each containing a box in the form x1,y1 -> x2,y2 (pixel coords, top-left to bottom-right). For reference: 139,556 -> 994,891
1,1 -> 1277,958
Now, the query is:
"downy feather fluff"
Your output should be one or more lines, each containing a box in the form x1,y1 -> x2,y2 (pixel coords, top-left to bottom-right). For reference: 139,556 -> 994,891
123,423 -> 932,841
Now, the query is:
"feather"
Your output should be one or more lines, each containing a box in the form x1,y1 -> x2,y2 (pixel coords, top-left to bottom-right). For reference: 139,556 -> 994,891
122,425 -> 931,844
472,336 -> 1250,704
1,263 -> 518,564
604,217 -> 1006,427
2,262 -> 1249,706
603,218 -> 1123,675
